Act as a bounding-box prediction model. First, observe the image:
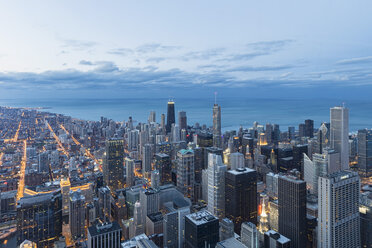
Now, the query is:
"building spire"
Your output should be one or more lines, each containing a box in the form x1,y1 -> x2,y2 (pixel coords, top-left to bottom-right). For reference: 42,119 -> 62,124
214,91 -> 217,105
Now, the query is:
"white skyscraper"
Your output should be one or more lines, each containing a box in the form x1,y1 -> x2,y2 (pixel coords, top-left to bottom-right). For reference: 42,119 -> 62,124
171,123 -> 180,142
330,106 -> 349,170
304,149 -> 341,196
241,222 -> 258,248
230,152 -> 244,170
318,171 -> 360,248
207,153 -> 227,219
133,201 -> 145,236
128,129 -> 139,151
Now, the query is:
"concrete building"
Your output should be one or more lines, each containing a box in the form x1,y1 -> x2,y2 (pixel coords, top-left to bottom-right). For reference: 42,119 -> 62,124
318,171 -> 360,248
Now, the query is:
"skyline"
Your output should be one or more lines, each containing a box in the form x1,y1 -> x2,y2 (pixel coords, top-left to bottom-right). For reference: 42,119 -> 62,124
1,1 -> 372,98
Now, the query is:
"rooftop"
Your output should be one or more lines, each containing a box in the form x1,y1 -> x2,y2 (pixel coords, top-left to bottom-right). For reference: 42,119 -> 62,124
227,167 -> 256,175
88,221 -> 121,237
265,230 -> 291,244
186,210 -> 218,225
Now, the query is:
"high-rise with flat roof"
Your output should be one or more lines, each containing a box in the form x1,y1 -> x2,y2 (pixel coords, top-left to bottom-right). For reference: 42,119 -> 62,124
104,138 -> 125,191
241,222 -> 258,248
357,129 -> 372,178
69,190 -> 86,240
178,111 -> 187,131
330,106 -> 349,170
207,153 -> 227,219
264,230 -> 291,248
318,171 -> 360,248
185,210 -> 219,248
98,186 -> 111,222
225,168 -> 257,234
176,149 -> 195,200
87,221 -> 122,248
166,100 -> 175,133
278,175 -> 306,248
17,191 -> 62,247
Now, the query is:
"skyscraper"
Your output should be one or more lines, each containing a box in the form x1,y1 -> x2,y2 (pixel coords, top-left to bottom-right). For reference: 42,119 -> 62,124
139,188 -> 159,225
133,201 -> 145,236
185,210 -> 219,248
241,222 -> 258,248
357,129 -> 372,178
207,153 -> 227,219
69,190 -> 86,240
330,106 -> 349,170
60,177 -> 71,217
265,123 -> 273,144
104,138 -> 125,191
171,123 -> 180,142
264,230 -> 291,248
304,119 -> 314,138
17,191 -> 62,247
166,100 -> 175,133
225,168 -> 257,234
176,149 -> 195,200
318,171 -> 360,248
98,186 -> 111,222
178,111 -> 187,131
87,221 -> 122,248
148,111 -> 156,123
230,152 -> 244,170
161,113 -> 166,134
213,103 -> 222,148
219,218 -> 234,241
278,175 -> 306,248
125,157 -> 135,187
142,143 -> 153,173
360,192 -> 372,248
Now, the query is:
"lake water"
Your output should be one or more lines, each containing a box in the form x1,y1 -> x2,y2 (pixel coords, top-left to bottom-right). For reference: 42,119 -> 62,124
1,97 -> 371,132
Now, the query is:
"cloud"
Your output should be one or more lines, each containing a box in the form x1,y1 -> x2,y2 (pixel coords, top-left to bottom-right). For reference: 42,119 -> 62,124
79,60 -> 94,66
280,72 -> 293,78
62,39 -> 97,50
247,39 -> 294,52
146,57 -> 167,63
93,61 -> 119,73
224,65 -> 294,72
182,48 -> 226,61
136,43 -> 180,54
107,48 -> 134,56
336,56 -> 372,65
0,60 -> 370,93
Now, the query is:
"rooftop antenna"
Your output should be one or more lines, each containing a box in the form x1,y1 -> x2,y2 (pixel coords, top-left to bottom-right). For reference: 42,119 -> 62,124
214,91 -> 217,105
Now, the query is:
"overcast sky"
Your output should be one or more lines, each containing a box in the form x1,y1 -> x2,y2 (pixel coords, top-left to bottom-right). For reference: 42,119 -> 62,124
0,0 -> 372,98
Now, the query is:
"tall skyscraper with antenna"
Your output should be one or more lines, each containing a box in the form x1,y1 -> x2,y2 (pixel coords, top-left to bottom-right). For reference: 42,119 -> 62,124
213,92 -> 222,148
166,100 -> 175,133
330,106 -> 349,170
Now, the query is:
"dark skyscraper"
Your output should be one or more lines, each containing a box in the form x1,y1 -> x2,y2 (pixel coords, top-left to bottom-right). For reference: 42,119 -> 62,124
178,111 -> 187,131
298,123 -> 305,137
166,100 -> 175,133
358,129 -> 372,178
225,168 -> 257,234
213,103 -> 222,148
278,175 -> 306,248
104,138 -> 125,191
304,119 -> 314,138
17,191 -> 62,247
185,210 -> 219,248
